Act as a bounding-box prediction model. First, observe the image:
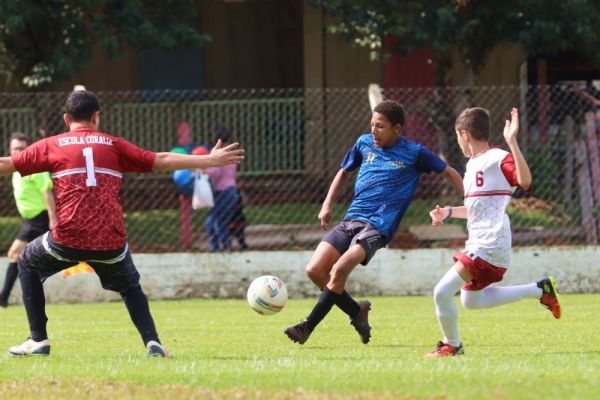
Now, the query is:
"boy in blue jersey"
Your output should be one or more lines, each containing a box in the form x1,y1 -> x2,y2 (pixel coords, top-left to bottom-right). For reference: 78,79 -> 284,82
284,100 -> 464,345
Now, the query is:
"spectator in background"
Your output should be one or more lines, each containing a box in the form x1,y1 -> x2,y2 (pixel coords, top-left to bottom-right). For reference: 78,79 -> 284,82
1,133 -> 57,308
192,144 -> 248,251
201,126 -> 246,252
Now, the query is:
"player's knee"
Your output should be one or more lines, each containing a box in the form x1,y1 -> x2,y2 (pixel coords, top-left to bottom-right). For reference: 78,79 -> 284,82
433,281 -> 451,303
329,263 -> 350,283
305,263 -> 324,280
460,290 -> 483,309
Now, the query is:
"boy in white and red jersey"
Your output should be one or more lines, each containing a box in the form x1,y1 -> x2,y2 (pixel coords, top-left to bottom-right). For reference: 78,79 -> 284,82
426,107 -> 561,357
0,90 -> 244,357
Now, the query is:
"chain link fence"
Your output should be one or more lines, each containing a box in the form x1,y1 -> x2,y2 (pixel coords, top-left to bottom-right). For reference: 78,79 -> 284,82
0,85 -> 596,252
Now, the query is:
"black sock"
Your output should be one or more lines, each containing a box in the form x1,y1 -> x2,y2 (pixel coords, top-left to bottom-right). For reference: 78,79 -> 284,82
121,285 -> 160,345
336,290 -> 361,319
0,262 -> 19,303
18,266 -> 48,341
305,288 -> 339,332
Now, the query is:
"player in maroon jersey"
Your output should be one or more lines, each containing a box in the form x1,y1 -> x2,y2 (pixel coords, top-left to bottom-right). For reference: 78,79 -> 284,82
0,90 -> 244,357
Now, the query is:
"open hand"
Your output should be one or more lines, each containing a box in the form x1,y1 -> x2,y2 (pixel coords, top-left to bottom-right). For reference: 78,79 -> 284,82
210,139 -> 245,166
503,108 -> 520,145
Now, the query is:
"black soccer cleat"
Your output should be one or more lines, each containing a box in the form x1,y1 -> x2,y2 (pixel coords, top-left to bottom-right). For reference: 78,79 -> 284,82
284,320 -> 312,345
350,300 -> 372,344
146,340 -> 170,357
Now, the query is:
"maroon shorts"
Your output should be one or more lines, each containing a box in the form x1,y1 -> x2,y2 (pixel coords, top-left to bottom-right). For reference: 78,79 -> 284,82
454,251 -> 507,291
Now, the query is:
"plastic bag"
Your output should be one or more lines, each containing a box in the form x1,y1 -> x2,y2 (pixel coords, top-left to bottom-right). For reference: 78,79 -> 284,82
192,173 -> 214,209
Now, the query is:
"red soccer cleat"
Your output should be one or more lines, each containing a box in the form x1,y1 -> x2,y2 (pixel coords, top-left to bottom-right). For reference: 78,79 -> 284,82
538,276 -> 561,319
426,341 -> 464,357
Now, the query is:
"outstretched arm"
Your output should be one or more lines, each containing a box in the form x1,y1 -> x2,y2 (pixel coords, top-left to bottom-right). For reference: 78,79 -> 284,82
503,108 -> 532,190
0,157 -> 16,176
440,165 -> 464,198
318,168 -> 351,231
153,140 -> 245,171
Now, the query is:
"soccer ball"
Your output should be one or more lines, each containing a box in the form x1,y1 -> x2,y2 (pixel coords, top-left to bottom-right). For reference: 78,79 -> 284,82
247,275 -> 288,315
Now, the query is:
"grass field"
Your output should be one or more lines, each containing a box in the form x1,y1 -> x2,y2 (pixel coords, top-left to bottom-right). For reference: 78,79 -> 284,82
0,295 -> 597,399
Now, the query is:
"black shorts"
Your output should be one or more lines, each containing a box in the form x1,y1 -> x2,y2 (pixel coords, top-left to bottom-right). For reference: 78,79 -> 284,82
16,211 -> 49,242
19,232 -> 140,293
323,220 -> 386,266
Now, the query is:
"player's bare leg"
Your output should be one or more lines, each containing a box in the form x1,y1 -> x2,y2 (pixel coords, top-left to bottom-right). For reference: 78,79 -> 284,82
305,241 -> 340,289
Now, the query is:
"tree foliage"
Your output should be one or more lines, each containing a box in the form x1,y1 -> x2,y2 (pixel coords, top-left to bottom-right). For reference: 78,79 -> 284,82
311,0 -> 600,84
0,0 -> 210,89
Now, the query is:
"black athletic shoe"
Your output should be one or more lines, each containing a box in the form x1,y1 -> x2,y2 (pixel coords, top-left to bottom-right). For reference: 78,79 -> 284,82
350,300 -> 372,344
284,320 -> 312,345
146,340 -> 170,357
0,299 -> 7,308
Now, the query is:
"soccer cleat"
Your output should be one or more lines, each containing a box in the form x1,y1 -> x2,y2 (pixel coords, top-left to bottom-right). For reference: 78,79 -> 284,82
0,299 -> 7,308
146,340 -> 171,357
426,341 -> 464,357
537,276 -> 561,319
8,338 -> 50,356
350,300 -> 372,344
284,320 -> 312,345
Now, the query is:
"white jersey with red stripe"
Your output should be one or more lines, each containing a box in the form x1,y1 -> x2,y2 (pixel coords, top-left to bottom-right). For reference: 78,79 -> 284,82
463,148 -> 518,268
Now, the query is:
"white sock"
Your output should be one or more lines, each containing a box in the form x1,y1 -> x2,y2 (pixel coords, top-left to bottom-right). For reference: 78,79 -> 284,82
433,268 -> 466,347
461,283 -> 542,309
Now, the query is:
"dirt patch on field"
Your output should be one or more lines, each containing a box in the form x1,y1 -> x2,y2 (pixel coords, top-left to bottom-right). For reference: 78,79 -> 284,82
0,379 -> 418,400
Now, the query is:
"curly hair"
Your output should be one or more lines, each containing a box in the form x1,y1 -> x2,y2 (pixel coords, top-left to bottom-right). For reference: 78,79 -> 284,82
373,100 -> 405,126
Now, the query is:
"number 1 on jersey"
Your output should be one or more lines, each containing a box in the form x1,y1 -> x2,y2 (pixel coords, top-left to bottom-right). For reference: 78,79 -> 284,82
82,147 -> 97,187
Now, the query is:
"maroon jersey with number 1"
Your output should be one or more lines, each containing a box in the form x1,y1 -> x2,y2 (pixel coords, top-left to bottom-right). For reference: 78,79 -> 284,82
12,127 -> 156,250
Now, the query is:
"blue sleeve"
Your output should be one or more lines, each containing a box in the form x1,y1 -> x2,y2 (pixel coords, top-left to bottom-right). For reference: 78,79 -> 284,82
340,144 -> 362,171
416,146 -> 447,174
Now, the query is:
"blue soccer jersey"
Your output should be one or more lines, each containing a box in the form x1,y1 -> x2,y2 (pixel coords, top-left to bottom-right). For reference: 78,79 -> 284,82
341,134 -> 447,243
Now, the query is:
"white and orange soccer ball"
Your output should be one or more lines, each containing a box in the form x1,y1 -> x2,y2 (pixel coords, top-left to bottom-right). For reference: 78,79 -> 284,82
247,275 -> 288,315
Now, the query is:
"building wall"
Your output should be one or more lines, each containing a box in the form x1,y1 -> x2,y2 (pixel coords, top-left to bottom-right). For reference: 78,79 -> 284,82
303,2 -> 383,89
47,2 -> 525,93
49,44 -> 139,92
450,43 -> 526,86
200,0 -> 304,89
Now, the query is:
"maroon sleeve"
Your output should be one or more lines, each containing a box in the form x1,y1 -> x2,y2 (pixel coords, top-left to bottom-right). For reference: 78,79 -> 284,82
114,138 -> 156,173
500,153 -> 531,191
11,139 -> 51,176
